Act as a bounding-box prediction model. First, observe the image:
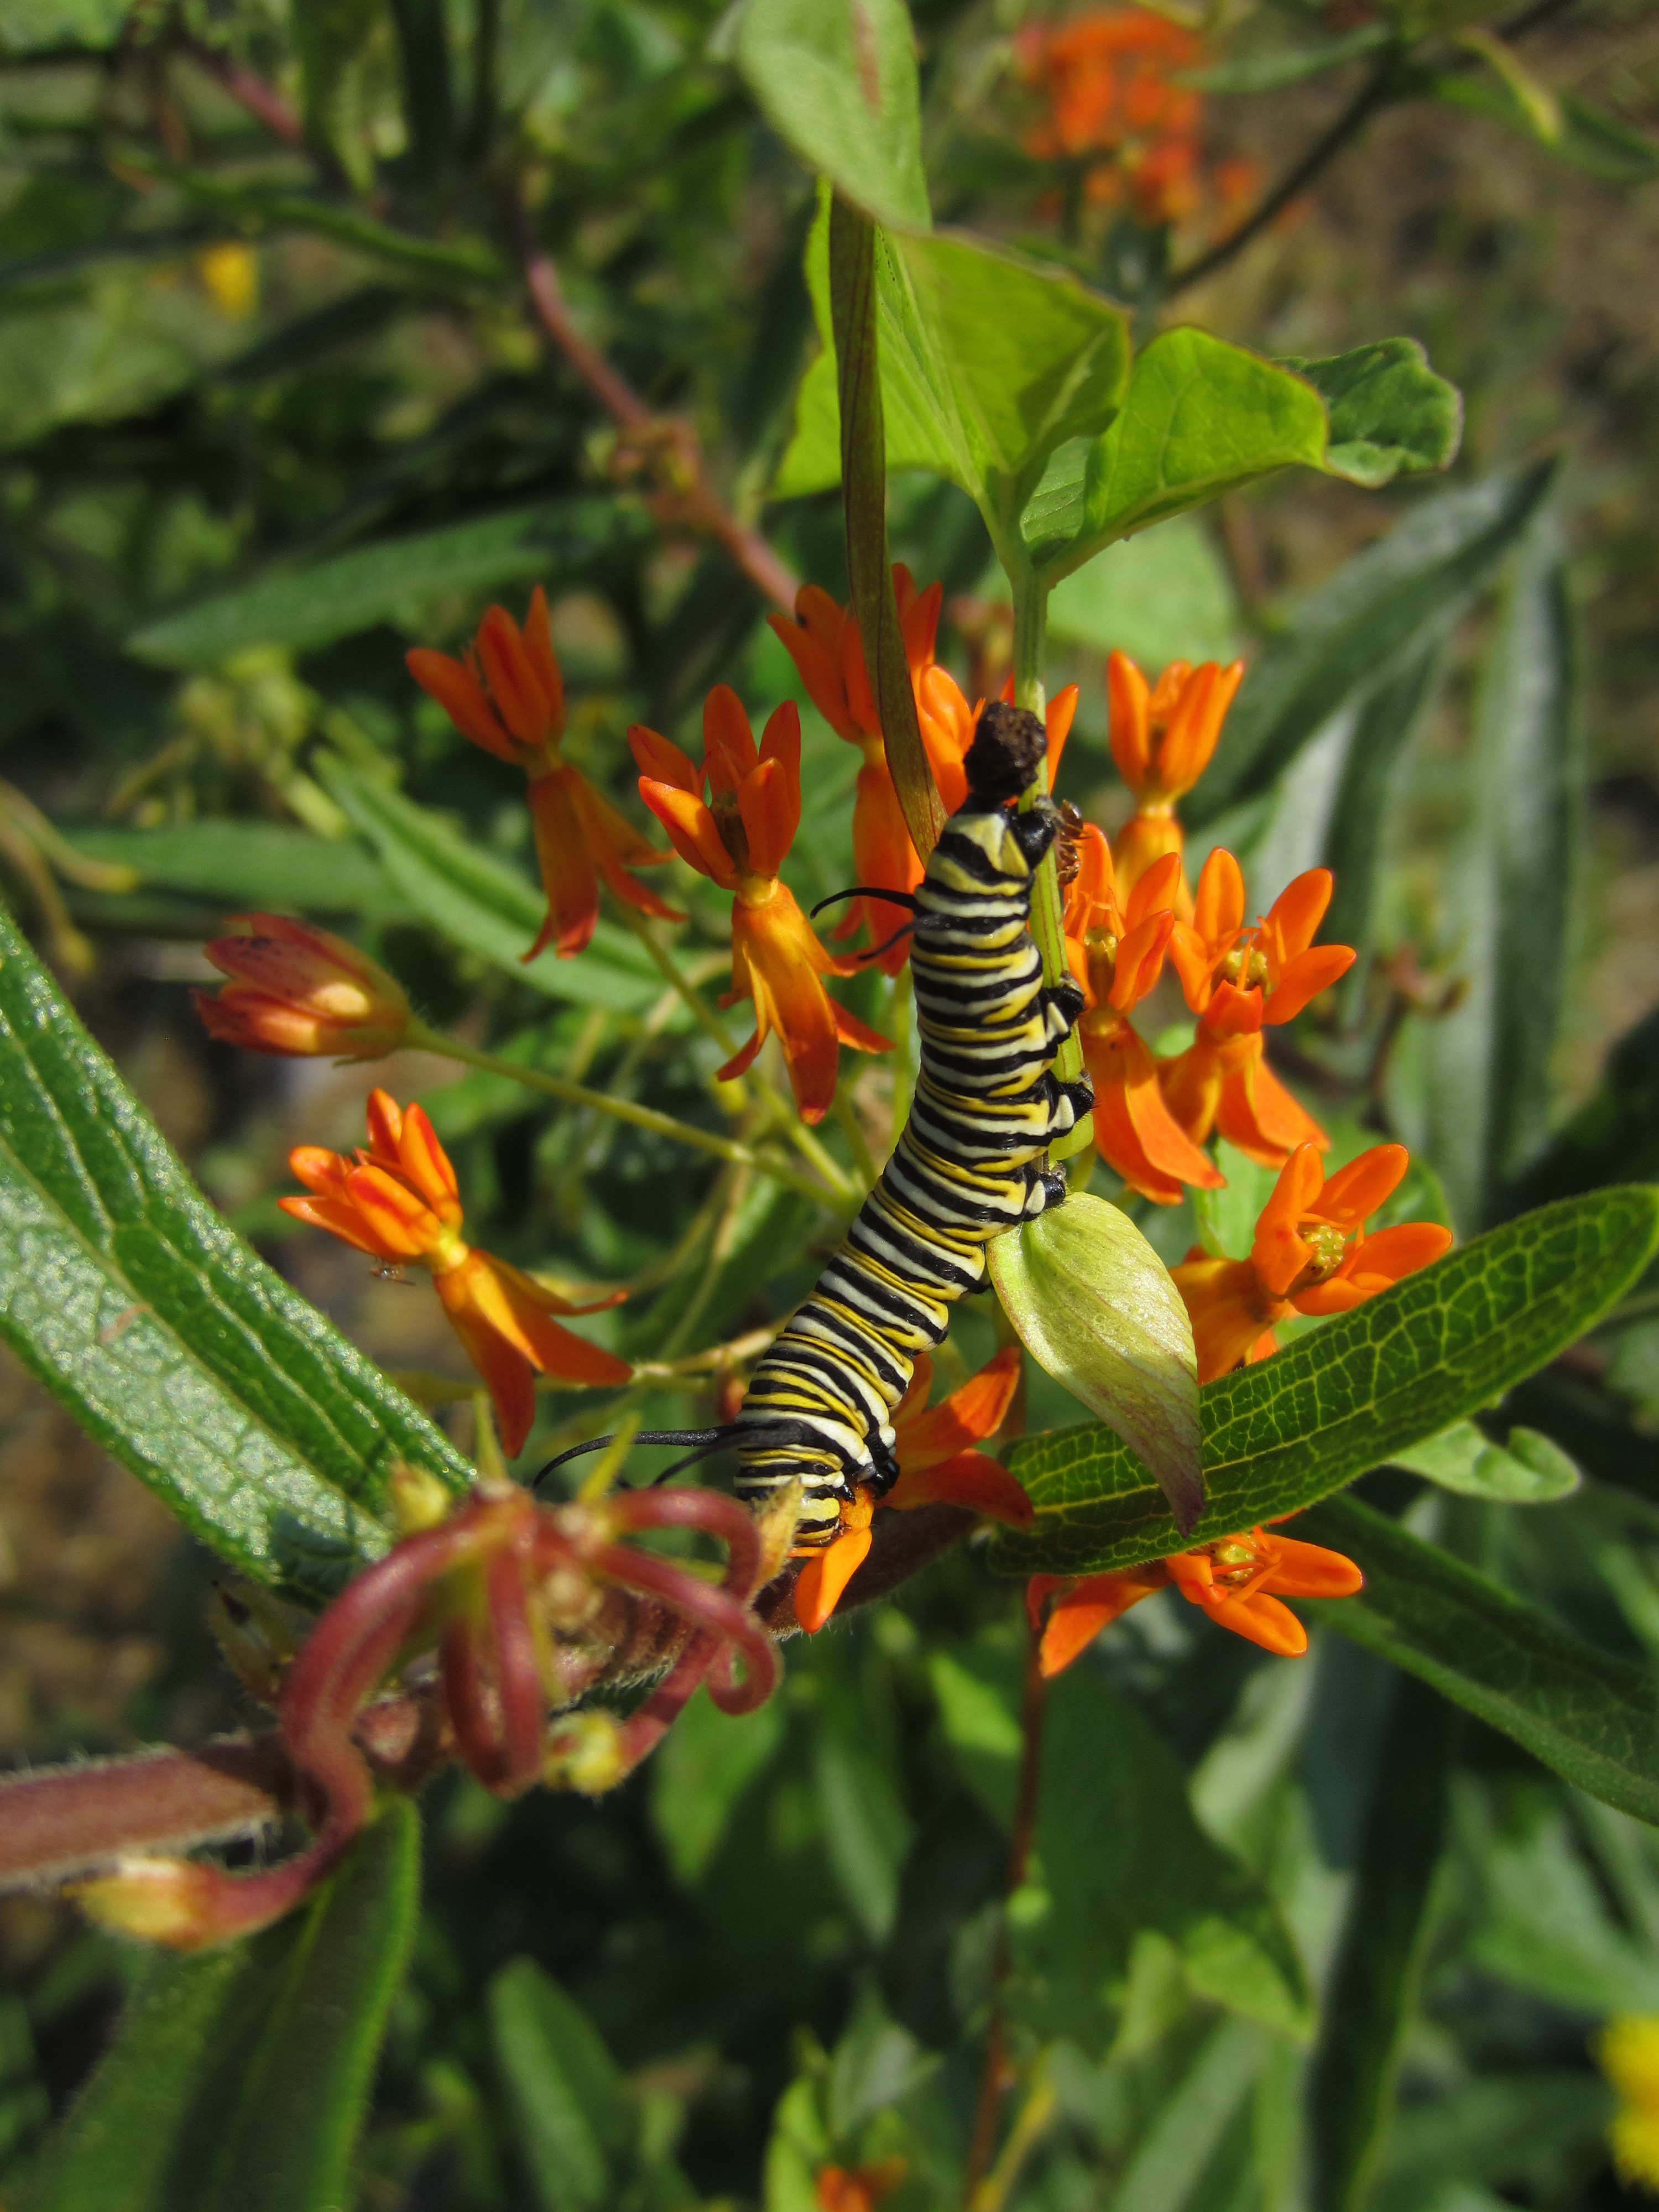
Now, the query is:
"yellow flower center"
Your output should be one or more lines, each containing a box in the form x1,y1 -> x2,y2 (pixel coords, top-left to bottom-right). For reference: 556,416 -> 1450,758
1303,1222 -> 1349,1279
1220,944 -> 1271,990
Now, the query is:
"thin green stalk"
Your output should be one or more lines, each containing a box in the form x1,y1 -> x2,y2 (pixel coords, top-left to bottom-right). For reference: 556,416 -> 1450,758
1009,562 -> 1092,1160
616,905 -> 859,1207
405,1020 -> 838,1208
832,1083 -> 878,1191
888,966 -> 915,1150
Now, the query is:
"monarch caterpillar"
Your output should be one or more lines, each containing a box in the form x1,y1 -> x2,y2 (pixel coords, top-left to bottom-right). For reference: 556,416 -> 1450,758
540,703 -> 1092,1554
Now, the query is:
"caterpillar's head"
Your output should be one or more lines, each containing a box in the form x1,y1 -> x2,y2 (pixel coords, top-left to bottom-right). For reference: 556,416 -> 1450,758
963,702 -> 1046,807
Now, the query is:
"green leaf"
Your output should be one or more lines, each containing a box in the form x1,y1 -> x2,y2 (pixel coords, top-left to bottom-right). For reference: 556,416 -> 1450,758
827,194 -> 943,861
929,1642 -> 1024,1828
489,1962 -> 629,2212
1191,1140 -> 1279,1262
1388,1419 -> 1581,1503
1045,514 -> 1240,671
989,1186 -> 1659,1578
1434,72 -> 1659,185
776,196 -> 1131,561
1010,1670 -> 1311,2047
60,820 -> 414,924
1469,1803 -> 1659,2015
1189,465 -> 1555,824
29,1802 -> 420,2212
0,0 -> 127,49
1321,642 -> 1440,959
1298,1494 -> 1659,1825
1031,331 -> 1327,582
317,756 -> 664,1013
649,1685 -> 787,1886
734,0 -> 930,233
1415,513 -> 1577,1229
1181,25 -> 1390,93
1505,1002 -> 1659,1214
128,499 -> 645,667
814,1730 -> 914,1945
1310,1677 -> 1455,2212
988,1193 -> 1202,1533
1110,2018 -> 1267,2212
1283,339 -> 1463,488
1368,2071 -> 1610,2212
0,901 -> 468,1603
0,270 -> 248,451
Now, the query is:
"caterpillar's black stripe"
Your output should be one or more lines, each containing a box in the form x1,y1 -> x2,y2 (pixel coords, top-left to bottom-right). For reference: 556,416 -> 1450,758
734,717 -> 1091,1549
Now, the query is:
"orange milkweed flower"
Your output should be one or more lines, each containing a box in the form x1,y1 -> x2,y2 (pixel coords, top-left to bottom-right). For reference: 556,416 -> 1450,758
1160,852 -> 1355,1166
195,914 -> 409,1061
768,565 -> 941,973
1016,8 -> 1206,226
631,688 -> 891,1124
408,587 -> 677,963
280,1089 -> 630,1455
1170,1141 -> 1453,1383
1062,825 -> 1223,1205
1107,651 -> 1245,912
794,1346 -> 1032,1634
915,665 -> 1078,816
1027,1520 -> 1363,1673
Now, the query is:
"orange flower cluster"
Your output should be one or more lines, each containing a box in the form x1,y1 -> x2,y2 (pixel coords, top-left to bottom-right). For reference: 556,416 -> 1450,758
630,687 -> 891,1124
770,564 -> 1076,969
1015,8 -> 1255,231
1029,1520 -> 1363,1674
282,1091 -> 630,1454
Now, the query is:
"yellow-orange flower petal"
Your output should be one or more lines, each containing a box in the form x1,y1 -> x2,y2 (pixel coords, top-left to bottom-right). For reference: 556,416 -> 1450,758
794,1521 -> 873,1634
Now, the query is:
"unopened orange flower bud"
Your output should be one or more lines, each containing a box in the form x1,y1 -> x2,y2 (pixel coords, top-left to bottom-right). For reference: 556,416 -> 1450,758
195,915 -> 410,1061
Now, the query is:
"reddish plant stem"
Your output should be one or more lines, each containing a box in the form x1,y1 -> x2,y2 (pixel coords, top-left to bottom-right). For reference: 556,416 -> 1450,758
604,1485 -> 766,1595
505,189 -> 799,613
487,1545 -> 546,1792
0,1740 -> 292,1892
963,1624 -> 1048,2205
177,35 -> 306,148
589,1541 -> 778,1713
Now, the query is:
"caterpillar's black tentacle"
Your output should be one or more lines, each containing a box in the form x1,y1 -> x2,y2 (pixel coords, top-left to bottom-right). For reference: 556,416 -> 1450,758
532,1427 -> 738,1491
734,704 -> 1086,1551
851,922 -> 917,965
810,885 -> 920,922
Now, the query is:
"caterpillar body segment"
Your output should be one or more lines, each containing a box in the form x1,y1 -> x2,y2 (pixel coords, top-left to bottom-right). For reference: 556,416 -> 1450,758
735,717 -> 1090,1552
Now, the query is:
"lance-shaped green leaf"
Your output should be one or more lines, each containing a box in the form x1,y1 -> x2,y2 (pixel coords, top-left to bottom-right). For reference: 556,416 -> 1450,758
1297,1495 -> 1659,1826
988,1192 -> 1202,1533
29,1802 -> 419,2212
128,498 -> 646,667
1416,509 -> 1578,1230
1506,1000 -> 1659,1215
1321,641 -> 1440,961
1387,1419 -> 1581,1503
988,1186 -> 1659,1578
1189,464 -> 1556,824
317,756 -> 664,1014
488,1960 -> 635,2212
1284,338 -> 1464,489
734,0 -> 930,233
61,819 -> 415,925
1311,1676 -> 1455,2212
0,903 -> 469,1604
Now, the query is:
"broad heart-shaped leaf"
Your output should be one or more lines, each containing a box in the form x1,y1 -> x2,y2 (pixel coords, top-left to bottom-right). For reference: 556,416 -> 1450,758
1298,1495 -> 1659,1827
988,1186 -> 1659,1579
0,903 -> 468,1604
127,498 -> 645,667
1188,463 -> 1556,825
317,755 -> 664,1014
1388,1418 -> 1581,1503
988,1193 -> 1202,1533
1282,339 -> 1463,489
775,197 -> 1130,557
1027,331 -> 1326,581
1009,1668 -> 1311,2047
733,0 -> 929,233
28,1801 -> 419,2212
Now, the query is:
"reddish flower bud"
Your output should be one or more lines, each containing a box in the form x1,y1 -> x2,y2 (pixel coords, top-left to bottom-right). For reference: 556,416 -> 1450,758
196,915 -> 410,1061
